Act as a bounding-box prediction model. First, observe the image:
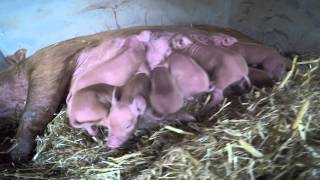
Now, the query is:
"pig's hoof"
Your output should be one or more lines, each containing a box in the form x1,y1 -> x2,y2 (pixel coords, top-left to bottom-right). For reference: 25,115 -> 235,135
180,113 -> 197,122
9,141 -> 35,163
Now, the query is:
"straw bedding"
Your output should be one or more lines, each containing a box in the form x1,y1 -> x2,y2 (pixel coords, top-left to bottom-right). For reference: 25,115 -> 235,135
1,56 -> 319,179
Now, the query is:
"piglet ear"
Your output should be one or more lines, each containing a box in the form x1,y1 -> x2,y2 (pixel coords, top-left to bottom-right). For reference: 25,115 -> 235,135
222,37 -> 238,46
129,96 -> 146,116
182,36 -> 193,46
111,88 -> 118,106
172,34 -> 193,50
137,30 -> 151,42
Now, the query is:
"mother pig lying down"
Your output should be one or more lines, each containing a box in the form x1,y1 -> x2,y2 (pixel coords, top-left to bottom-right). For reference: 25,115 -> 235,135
0,25 -> 289,163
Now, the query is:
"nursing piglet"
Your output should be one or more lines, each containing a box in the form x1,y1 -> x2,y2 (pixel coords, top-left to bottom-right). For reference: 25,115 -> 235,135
67,84 -> 113,136
211,34 -> 289,81
168,53 -> 212,98
73,30 -> 174,92
73,34 -> 147,92
103,71 -> 151,148
149,63 -> 184,115
144,31 -> 174,69
172,34 -> 250,108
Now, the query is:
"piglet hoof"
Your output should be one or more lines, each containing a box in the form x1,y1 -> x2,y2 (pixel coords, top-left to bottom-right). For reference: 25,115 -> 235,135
177,112 -> 197,122
9,138 -> 35,163
186,96 -> 195,101
83,125 -> 98,137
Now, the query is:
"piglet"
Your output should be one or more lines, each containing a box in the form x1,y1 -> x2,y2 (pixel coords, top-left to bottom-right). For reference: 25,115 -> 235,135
167,52 -> 212,98
101,71 -> 151,149
67,83 -> 113,136
211,34 -> 289,81
149,63 -> 184,115
73,34 -> 147,92
144,31 -> 174,69
172,34 -> 250,108
230,42 -> 289,81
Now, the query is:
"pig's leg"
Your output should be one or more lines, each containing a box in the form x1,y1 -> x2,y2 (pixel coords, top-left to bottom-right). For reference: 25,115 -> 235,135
211,89 -> 224,107
198,88 -> 224,117
202,88 -> 224,114
248,68 -> 274,88
261,59 -> 287,81
165,111 -> 196,123
10,62 -> 73,162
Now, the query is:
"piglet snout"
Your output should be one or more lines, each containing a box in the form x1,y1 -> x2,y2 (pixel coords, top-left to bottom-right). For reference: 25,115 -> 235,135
107,135 -> 126,149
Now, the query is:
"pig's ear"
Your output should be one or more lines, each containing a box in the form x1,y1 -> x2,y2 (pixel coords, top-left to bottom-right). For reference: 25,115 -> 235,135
181,36 -> 193,46
14,48 -> 27,62
6,48 -> 27,65
222,37 -> 238,46
212,33 -> 238,46
137,30 -> 151,42
130,96 -> 146,116
111,88 -> 118,106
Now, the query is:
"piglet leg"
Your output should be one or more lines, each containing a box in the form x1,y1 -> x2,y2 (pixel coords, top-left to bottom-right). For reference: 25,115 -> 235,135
166,111 -> 197,123
204,88 -> 224,114
248,68 -> 274,88
82,124 -> 98,136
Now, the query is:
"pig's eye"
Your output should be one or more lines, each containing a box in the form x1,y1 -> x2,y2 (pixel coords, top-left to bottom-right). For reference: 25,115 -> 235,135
126,124 -> 133,129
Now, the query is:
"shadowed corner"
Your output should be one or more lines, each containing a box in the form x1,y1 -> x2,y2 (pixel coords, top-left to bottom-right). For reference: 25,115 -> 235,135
0,118 -> 18,164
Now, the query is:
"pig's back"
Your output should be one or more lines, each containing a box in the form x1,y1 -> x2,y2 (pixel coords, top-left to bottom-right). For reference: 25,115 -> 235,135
120,73 -> 151,102
168,53 -> 210,97
150,67 -> 183,114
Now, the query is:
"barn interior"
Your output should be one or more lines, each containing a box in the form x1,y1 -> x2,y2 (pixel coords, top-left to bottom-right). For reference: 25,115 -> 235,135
0,0 -> 319,179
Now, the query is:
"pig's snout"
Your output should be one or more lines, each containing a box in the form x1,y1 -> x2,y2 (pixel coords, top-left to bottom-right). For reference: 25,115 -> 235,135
107,135 -> 127,149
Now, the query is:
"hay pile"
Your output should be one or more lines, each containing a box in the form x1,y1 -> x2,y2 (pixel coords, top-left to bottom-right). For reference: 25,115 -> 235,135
1,56 -> 320,179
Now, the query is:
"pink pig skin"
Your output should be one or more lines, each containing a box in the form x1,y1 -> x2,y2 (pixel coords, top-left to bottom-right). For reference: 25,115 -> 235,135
168,53 -> 212,98
72,36 -> 147,93
105,72 -> 151,149
149,65 -> 184,115
172,34 -> 250,108
67,83 -> 113,136
227,42 -> 289,81
145,31 -> 174,69
209,34 -> 289,81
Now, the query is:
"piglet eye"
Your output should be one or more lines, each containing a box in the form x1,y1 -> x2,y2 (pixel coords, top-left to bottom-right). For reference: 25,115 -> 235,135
126,124 -> 133,129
